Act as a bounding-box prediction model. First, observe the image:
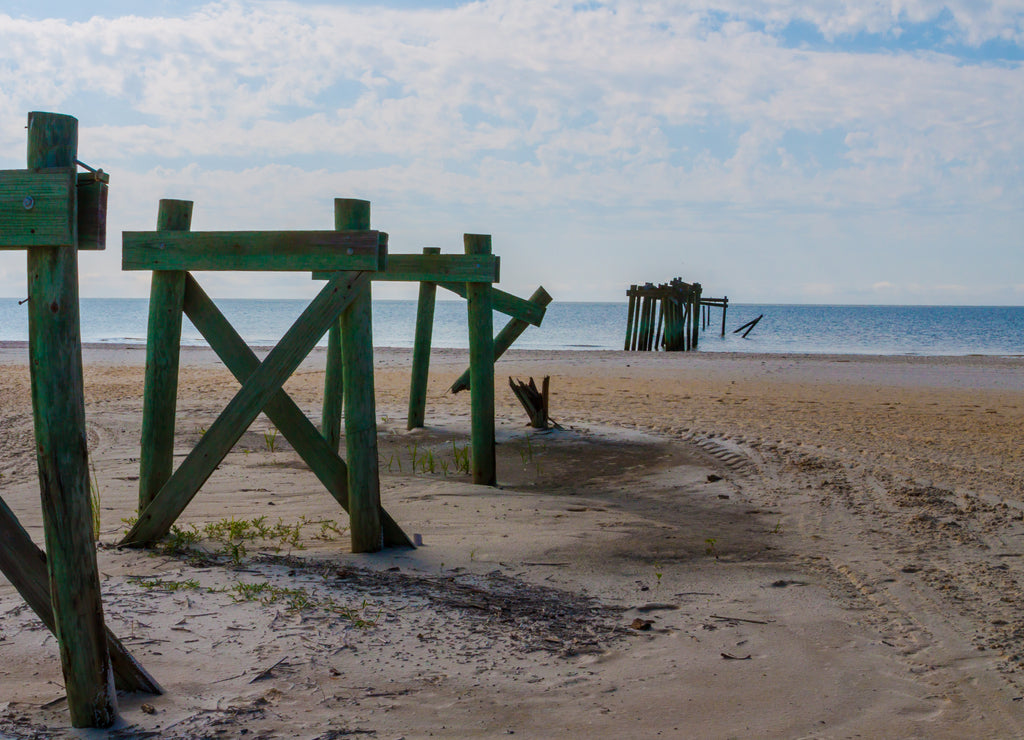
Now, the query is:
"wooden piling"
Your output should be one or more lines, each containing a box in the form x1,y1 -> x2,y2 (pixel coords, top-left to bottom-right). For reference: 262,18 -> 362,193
465,233 -> 496,486
138,200 -> 192,511
624,285 -> 637,350
337,199 -> 382,552
25,111 -> 116,728
322,202 -> 371,452
407,247 -> 440,429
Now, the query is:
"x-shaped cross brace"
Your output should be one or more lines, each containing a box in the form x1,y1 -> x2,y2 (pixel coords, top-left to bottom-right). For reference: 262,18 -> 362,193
121,270 -> 411,548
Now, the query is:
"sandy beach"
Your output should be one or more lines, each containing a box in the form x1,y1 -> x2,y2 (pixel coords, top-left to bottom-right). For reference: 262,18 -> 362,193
1,345 -> 1024,738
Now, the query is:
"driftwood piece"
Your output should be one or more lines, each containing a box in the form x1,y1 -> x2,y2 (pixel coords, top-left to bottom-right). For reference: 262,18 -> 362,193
509,376 -> 551,429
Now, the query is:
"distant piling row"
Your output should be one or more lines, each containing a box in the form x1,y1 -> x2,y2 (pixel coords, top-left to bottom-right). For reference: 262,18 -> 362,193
624,279 -> 727,351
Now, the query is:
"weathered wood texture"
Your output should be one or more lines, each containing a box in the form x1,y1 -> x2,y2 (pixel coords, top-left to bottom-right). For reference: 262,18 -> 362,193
407,247 -> 440,430
138,200 -> 192,512
508,376 -> 551,429
439,281 -> 545,326
25,111 -> 117,728
314,253 -> 499,283
122,270 -> 368,546
449,285 -> 552,394
0,168 -> 75,248
122,230 -> 385,271
176,275 -> 410,547
465,234 -> 496,486
0,497 -> 161,694
337,199 -> 383,552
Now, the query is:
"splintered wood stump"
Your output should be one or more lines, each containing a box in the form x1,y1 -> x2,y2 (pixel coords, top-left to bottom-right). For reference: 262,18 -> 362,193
509,376 -> 551,429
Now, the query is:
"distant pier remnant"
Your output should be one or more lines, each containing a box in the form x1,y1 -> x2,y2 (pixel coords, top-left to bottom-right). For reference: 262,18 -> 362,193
624,279 -> 728,351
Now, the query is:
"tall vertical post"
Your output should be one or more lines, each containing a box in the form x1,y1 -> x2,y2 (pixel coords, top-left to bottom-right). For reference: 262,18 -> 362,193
337,199 -> 382,552
138,200 -> 192,511
465,233 -> 496,486
25,112 -> 116,727
691,283 -> 702,350
321,323 -> 343,452
407,246 -> 440,429
624,285 -> 636,350
721,297 -> 728,337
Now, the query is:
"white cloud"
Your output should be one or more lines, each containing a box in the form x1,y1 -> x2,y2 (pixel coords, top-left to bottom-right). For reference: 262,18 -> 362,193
0,0 -> 1021,303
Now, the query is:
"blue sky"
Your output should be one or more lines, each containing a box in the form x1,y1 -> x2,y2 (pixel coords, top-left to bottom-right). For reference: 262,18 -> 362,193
1,0 -> 1022,304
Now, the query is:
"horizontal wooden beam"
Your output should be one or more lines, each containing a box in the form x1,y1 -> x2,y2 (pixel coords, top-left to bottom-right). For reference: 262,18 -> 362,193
123,230 -> 386,271
0,168 -> 74,248
313,253 -> 499,283
438,281 -> 546,326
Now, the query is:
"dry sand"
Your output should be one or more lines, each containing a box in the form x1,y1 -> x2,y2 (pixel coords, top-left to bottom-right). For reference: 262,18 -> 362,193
1,345 -> 1024,738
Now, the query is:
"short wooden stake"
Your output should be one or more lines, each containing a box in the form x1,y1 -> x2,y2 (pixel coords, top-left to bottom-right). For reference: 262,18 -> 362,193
465,233 -> 496,486
407,247 -> 440,429
25,111 -> 117,728
138,200 -> 191,511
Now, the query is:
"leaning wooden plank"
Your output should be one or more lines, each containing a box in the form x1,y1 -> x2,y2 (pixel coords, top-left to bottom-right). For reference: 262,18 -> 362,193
138,200 -> 192,513
450,286 -> 552,394
180,275 -> 411,548
0,167 -> 75,248
121,271 -> 368,546
407,248 -> 440,429
122,230 -> 386,272
314,253 -> 499,283
438,281 -> 546,326
26,111 -> 116,728
0,496 -> 161,694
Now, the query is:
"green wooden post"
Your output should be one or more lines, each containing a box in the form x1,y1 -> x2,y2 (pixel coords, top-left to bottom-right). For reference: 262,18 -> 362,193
138,200 -> 192,511
691,283 -> 702,349
25,112 -> 116,728
407,246 -> 440,429
465,234 -> 496,486
337,199 -> 382,552
322,203 -> 371,452
624,285 -> 636,350
449,285 -> 552,394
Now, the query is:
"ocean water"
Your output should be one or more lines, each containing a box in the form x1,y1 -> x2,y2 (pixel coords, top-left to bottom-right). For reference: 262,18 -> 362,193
0,298 -> 1022,356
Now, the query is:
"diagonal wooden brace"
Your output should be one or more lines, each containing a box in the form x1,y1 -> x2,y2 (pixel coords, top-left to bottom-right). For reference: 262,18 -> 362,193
121,270 -> 369,546
179,274 -> 411,548
450,286 -> 552,394
0,496 -> 160,694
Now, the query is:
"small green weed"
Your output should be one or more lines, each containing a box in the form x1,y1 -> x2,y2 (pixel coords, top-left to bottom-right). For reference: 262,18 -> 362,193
704,537 -> 719,558
263,427 -> 279,453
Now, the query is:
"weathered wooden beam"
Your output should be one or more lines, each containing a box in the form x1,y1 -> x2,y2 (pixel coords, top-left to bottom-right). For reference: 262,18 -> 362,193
465,234 -> 496,486
337,199 -> 383,553
438,281 -> 545,327
26,111 -> 117,728
0,168 -> 75,248
121,270 -> 368,546
314,253 -> 498,283
449,286 -> 552,394
122,230 -> 386,272
407,247 -> 440,429
180,274 -> 411,548
138,200 -> 192,513
0,496 -> 161,694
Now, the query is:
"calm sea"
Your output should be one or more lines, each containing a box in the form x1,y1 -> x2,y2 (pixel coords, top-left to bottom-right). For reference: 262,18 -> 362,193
0,298 -> 1021,356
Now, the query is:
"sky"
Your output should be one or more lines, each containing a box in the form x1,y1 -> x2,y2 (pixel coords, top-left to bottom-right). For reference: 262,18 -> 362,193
0,0 -> 1022,304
